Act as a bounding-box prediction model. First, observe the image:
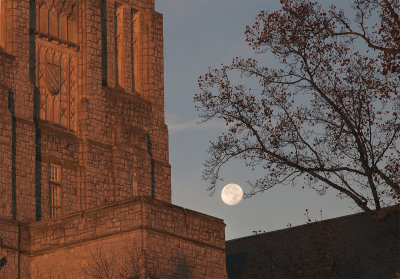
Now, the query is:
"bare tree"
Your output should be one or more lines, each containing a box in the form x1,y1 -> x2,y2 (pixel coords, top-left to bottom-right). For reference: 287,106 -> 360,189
195,0 -> 400,219
84,242 -> 197,279
0,237 -> 10,279
84,242 -> 157,279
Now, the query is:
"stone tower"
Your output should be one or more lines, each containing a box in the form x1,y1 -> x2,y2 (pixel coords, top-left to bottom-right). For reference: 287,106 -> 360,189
0,0 -> 226,278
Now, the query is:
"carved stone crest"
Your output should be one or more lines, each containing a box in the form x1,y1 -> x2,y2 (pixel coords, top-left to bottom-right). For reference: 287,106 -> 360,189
45,62 -> 61,95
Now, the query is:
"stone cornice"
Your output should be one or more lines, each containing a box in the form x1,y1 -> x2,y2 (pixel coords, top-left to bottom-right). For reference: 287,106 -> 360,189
24,197 -> 225,255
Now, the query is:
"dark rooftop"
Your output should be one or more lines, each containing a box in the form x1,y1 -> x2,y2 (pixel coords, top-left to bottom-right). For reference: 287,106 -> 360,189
226,209 -> 400,278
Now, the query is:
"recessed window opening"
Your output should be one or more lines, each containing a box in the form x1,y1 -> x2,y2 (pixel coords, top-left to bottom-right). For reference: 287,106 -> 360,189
0,0 -> 5,48
49,164 -> 61,218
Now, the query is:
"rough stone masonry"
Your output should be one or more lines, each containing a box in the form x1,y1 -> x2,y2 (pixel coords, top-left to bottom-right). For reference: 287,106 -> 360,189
0,0 -> 227,278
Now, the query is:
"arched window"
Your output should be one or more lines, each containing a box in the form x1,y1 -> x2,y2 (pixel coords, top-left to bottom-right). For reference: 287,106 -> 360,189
36,1 -> 77,44
48,7 -> 58,38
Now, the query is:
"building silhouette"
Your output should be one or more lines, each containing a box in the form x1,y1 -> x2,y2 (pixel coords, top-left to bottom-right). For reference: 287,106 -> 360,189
226,210 -> 399,278
0,0 -> 226,278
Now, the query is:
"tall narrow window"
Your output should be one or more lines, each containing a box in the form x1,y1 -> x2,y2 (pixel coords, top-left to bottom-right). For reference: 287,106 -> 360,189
115,3 -> 124,87
101,0 -> 107,85
0,0 -> 2,44
0,0 -> 5,48
130,8 -> 135,91
114,3 -> 119,85
50,184 -> 60,218
48,8 -> 58,38
147,134 -> 155,198
132,170 -> 138,196
39,4 -> 49,35
67,16 -> 77,44
59,12 -> 67,41
49,164 -> 61,218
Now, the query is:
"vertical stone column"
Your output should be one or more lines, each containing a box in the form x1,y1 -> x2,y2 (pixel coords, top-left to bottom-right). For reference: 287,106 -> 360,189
9,0 -> 37,222
0,86 -> 13,219
0,21 -> 18,220
140,8 -> 171,203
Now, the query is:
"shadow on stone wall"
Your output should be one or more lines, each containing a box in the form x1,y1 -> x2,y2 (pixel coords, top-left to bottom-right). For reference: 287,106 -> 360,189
84,242 -> 151,279
86,245 -> 196,279
170,251 -> 194,279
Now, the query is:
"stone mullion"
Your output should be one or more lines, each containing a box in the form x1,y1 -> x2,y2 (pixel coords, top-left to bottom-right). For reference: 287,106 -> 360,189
7,0 -> 15,54
0,0 -> 6,49
106,1 -> 115,87
67,55 -> 73,131
60,54 -> 68,128
114,2 -> 119,86
38,45 -> 45,121
78,0 -> 89,211
67,55 -> 71,130
70,56 -> 77,131
139,11 -> 148,98
54,53 -> 61,125
130,8 -> 135,92
75,0 -> 84,212
122,6 -> 131,92
100,0 -> 107,86
135,10 -> 143,93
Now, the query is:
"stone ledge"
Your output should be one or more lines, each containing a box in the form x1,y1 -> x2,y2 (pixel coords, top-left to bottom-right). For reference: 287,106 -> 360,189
0,48 -> 16,59
104,85 -> 151,108
0,135 -> 11,145
32,30 -> 80,51
26,197 -> 225,254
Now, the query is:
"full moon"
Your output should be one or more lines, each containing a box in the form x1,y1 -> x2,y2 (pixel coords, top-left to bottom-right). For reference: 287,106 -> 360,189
221,183 -> 243,206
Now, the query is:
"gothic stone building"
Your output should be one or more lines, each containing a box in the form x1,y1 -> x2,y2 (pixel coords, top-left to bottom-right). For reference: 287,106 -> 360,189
0,0 -> 227,278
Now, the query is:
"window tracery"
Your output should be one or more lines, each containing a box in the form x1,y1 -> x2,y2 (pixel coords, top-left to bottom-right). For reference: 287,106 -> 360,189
36,0 -> 78,44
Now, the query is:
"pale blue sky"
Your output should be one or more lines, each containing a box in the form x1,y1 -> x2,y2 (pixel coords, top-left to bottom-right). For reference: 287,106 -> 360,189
156,0 -> 359,240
